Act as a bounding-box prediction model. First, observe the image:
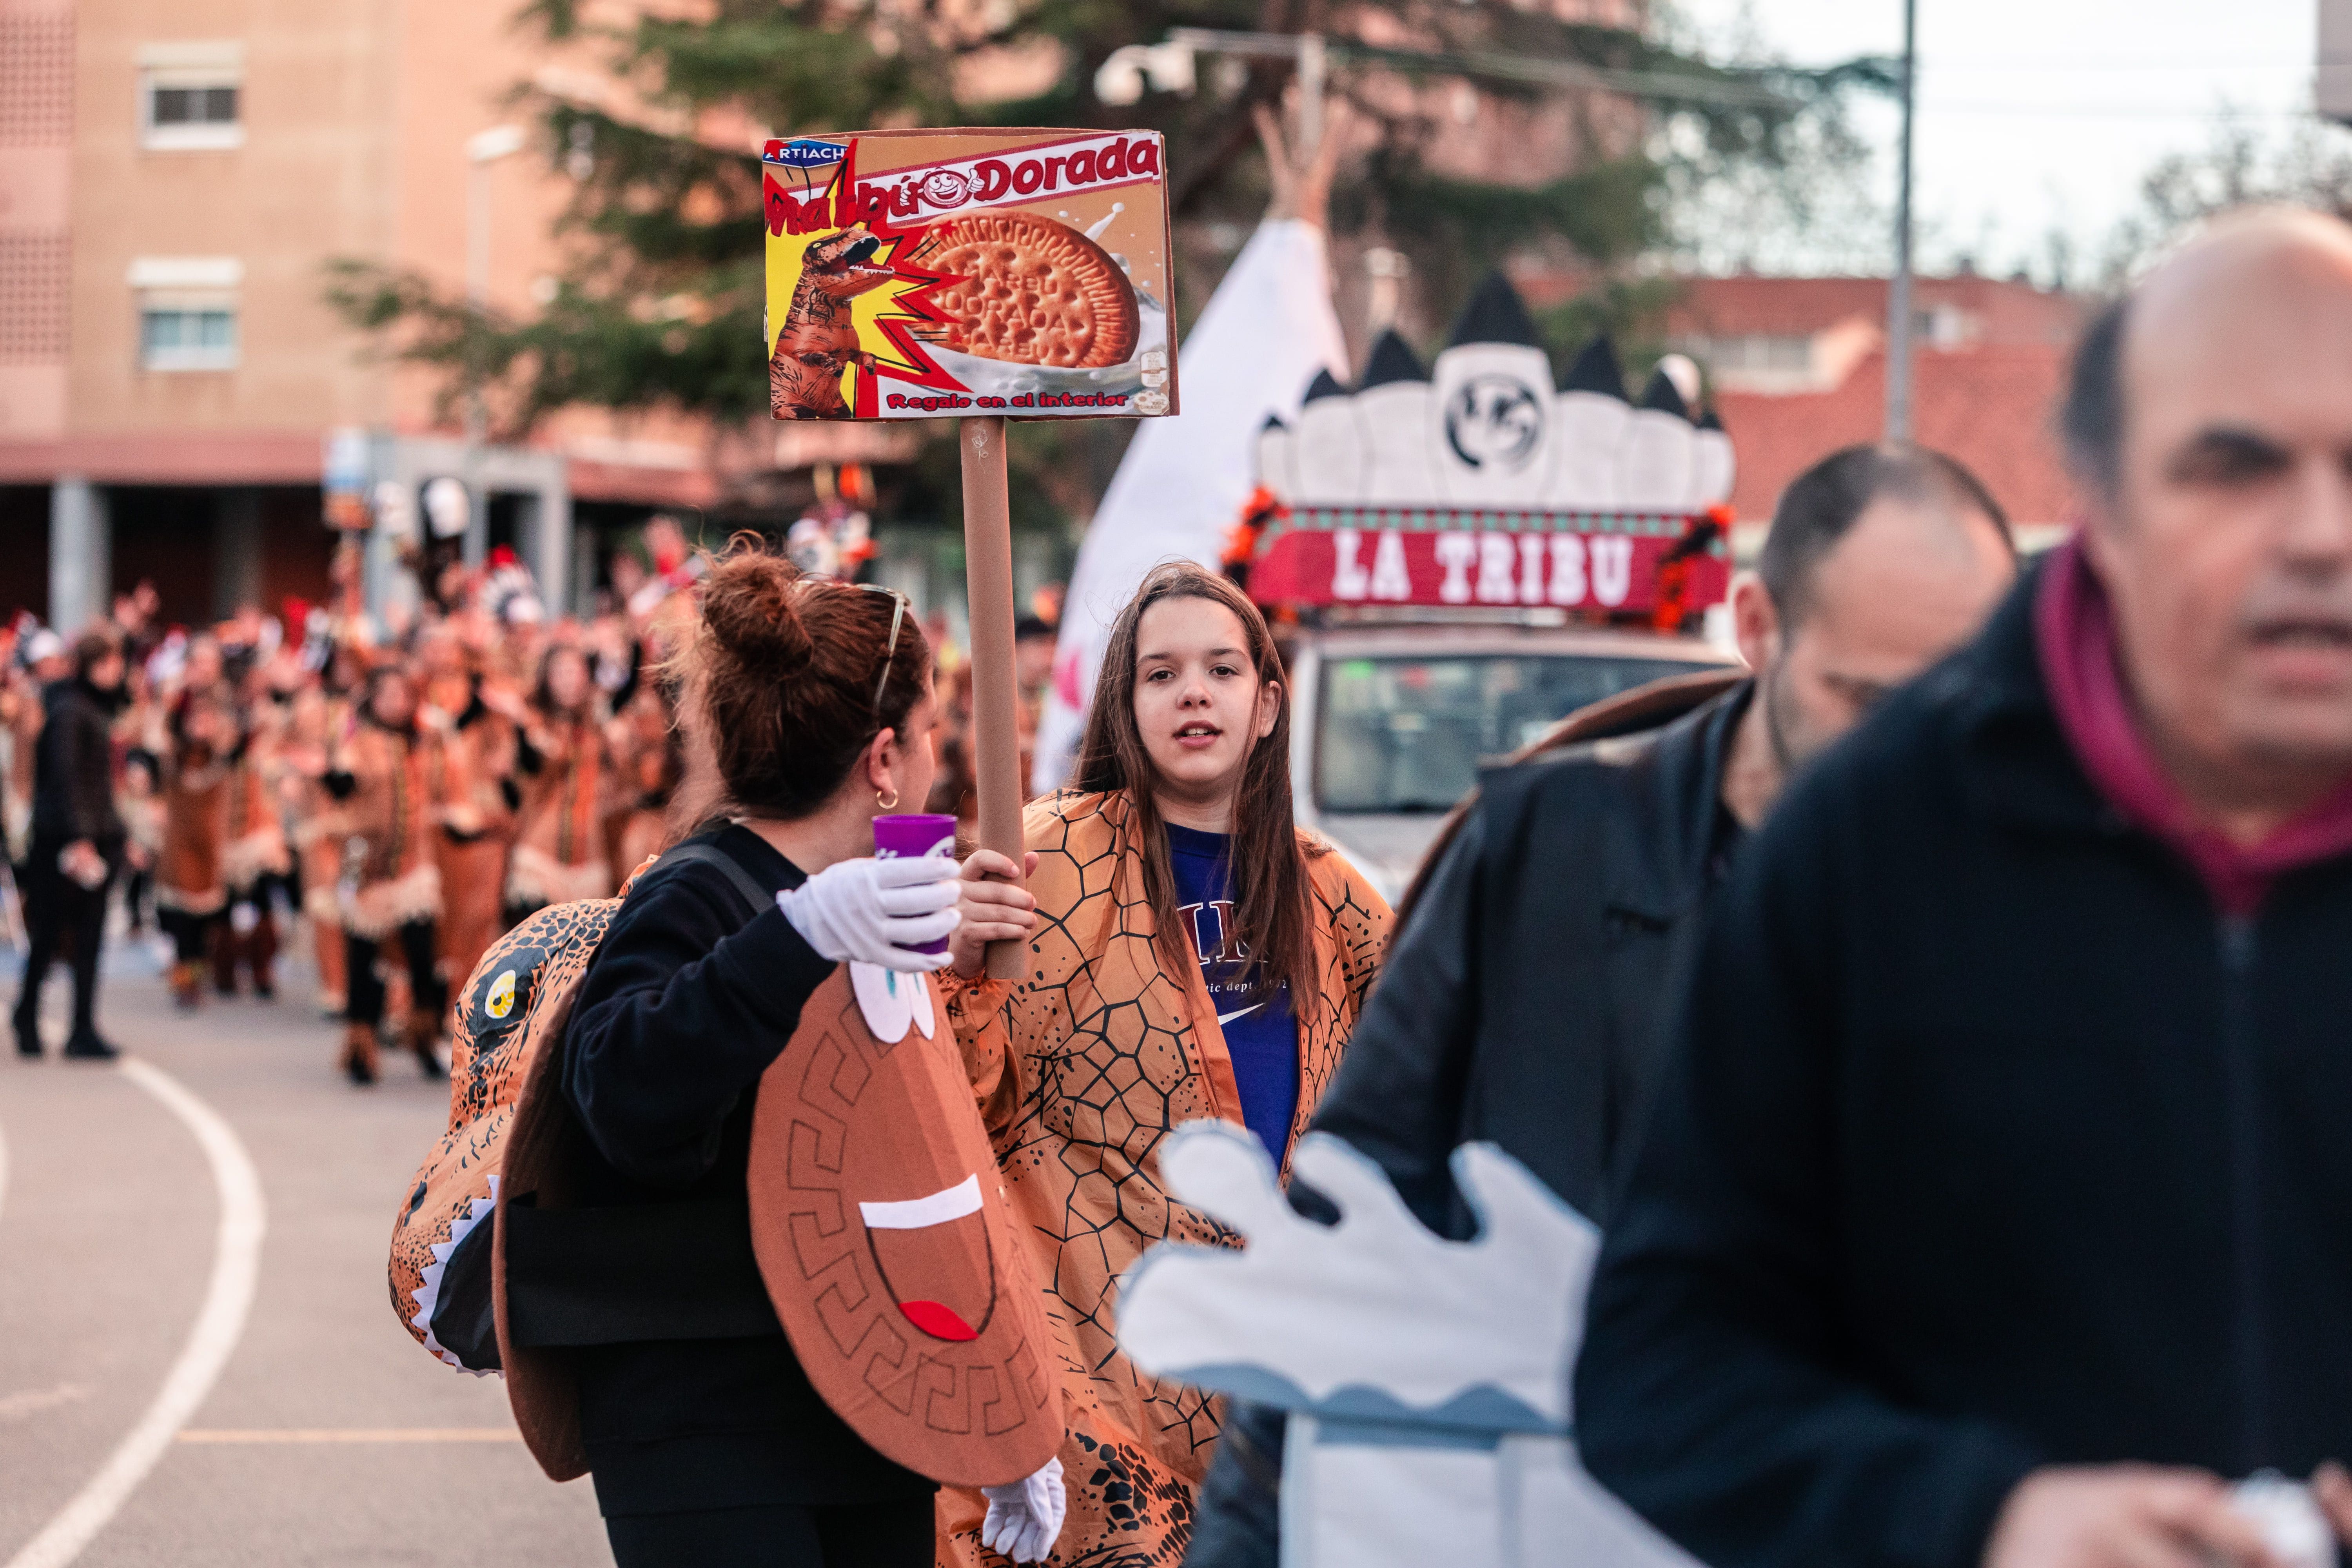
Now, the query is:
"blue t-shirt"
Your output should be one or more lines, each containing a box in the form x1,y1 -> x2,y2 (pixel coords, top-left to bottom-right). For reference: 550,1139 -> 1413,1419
1166,823 -> 1299,1167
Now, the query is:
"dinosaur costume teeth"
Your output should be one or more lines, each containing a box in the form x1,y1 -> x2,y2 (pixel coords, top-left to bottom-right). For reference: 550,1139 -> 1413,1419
410,1174 -> 499,1375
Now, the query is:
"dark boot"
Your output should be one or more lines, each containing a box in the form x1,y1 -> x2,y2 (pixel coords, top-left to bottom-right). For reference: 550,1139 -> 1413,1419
62,1032 -> 121,1061
14,1005 -> 41,1058
211,921 -> 238,996
405,1015 -> 445,1081
341,1022 -> 380,1086
250,911 -> 278,1000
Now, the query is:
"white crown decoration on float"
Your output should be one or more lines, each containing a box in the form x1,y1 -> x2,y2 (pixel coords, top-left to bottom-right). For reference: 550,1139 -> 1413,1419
1243,272 -> 1735,625
1118,1123 -> 1702,1568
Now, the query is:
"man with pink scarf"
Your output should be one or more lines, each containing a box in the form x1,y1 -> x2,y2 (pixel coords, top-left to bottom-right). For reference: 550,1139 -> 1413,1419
1579,210 -> 2352,1568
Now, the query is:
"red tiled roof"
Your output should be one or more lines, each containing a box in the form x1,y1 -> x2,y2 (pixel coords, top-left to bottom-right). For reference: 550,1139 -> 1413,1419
1716,343 -> 2080,526
1664,273 -> 2082,347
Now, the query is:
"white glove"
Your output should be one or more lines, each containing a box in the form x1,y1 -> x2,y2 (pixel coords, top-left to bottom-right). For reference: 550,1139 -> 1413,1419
774,855 -> 959,973
981,1457 -> 1065,1564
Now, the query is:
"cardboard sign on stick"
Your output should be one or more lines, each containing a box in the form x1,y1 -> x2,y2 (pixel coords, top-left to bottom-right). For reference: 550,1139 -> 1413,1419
766,127 -> 1178,976
762,129 -> 1178,422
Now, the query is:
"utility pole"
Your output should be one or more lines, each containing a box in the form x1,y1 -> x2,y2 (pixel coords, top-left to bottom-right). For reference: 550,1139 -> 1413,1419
1885,0 -> 1917,443
463,124 -> 526,570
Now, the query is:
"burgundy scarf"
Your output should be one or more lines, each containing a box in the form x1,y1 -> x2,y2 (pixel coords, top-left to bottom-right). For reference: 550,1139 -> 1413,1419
2034,534 -> 2352,913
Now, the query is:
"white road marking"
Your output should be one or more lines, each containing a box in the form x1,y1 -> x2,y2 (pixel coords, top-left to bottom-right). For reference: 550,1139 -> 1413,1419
3,1058 -> 266,1568
0,1386 -> 89,1425
177,1428 -> 519,1445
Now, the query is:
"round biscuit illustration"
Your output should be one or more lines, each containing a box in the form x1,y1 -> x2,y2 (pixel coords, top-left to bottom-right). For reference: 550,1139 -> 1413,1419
927,210 -> 1140,370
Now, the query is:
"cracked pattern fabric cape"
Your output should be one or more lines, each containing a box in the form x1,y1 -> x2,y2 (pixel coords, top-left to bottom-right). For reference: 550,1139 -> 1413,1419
933,789 -> 1389,1567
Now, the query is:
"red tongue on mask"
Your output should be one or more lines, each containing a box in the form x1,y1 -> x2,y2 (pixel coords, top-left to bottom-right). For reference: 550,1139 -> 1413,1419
897,1299 -> 980,1341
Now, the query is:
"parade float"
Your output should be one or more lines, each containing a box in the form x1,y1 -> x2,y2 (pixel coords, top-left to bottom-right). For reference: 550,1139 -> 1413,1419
1236,274 -> 1734,627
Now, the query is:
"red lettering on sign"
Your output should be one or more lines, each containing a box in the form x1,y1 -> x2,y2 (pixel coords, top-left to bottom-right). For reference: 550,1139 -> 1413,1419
1066,147 -> 1096,183
1100,140 -> 1129,180
973,160 -> 1011,201
1011,158 -> 1044,195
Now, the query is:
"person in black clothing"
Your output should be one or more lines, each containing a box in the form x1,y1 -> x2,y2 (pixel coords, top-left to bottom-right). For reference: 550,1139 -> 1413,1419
550,543 -> 1013,1568
1186,445 -> 2019,1566
14,630 -> 130,1060
1577,213 -> 2352,1568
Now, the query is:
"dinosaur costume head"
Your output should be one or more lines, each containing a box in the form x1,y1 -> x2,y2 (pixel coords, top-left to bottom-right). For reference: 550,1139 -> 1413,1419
798,227 -> 895,301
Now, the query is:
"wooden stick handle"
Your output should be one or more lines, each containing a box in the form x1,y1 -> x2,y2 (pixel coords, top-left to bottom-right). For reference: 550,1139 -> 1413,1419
958,416 -> 1028,982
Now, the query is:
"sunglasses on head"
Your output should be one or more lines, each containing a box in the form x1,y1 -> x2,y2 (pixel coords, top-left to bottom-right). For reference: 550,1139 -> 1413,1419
855,582 -> 910,719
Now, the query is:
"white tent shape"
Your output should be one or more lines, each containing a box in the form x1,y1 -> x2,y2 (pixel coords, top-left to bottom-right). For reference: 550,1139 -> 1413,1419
1033,216 -> 1348,793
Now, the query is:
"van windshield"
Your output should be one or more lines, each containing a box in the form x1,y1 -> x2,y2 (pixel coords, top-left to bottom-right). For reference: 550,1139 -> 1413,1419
1315,653 -> 1707,814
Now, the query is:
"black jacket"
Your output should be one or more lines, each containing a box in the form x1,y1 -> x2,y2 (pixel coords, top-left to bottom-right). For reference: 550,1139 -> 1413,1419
31,677 -> 124,847
1317,679 -> 1750,1236
1576,566 -> 2352,1568
550,824 -> 931,1516
1187,677 -> 1750,1568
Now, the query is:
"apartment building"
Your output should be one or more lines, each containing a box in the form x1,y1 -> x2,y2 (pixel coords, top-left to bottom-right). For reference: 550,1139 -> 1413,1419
0,0 -> 723,632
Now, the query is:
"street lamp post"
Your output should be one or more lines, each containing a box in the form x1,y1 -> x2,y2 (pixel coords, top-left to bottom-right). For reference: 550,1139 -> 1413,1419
463,124 -> 527,570
1885,0 -> 1917,443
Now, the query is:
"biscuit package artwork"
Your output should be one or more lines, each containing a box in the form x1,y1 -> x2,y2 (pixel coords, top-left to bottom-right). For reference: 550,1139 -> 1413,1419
763,128 -> 1178,421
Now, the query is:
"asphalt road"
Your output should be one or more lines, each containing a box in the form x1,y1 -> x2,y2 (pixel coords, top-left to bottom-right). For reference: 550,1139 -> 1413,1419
0,935 -> 609,1567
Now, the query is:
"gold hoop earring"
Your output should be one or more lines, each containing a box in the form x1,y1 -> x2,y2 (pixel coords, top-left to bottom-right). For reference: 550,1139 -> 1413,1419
877,787 -> 900,812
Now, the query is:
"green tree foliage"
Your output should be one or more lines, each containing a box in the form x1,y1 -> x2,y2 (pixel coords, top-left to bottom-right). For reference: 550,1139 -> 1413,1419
327,0 -> 1879,529
2085,117 -> 2352,290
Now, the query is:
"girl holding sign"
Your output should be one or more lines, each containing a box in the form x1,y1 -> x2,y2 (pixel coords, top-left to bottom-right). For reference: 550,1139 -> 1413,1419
942,562 -> 1392,1566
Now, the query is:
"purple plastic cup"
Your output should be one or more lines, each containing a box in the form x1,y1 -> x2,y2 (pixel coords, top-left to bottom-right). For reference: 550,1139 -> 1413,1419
873,813 -> 959,955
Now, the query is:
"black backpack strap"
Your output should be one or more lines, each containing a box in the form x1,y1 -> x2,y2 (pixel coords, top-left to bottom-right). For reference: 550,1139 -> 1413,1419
642,836 -> 771,922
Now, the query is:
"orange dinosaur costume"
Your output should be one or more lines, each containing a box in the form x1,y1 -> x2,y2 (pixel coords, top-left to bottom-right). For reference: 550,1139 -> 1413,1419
935,789 -> 1390,1567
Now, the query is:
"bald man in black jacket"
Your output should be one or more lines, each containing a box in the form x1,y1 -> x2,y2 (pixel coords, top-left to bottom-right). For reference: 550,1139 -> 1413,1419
1579,213 -> 2352,1568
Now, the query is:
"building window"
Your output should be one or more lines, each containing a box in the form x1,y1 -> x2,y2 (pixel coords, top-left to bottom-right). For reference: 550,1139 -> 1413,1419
128,256 -> 243,370
140,307 -> 238,370
1675,334 -> 1813,375
139,42 -> 244,151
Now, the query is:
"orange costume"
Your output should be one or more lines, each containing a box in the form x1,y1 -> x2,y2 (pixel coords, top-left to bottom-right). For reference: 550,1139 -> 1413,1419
425,683 -> 517,996
216,731 -> 292,996
505,710 -> 614,915
156,732 -> 230,1005
281,697 -> 349,1014
935,789 -> 1390,1567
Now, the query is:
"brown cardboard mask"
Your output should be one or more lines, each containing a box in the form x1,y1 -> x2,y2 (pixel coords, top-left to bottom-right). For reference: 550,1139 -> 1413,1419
748,962 -> 1061,1488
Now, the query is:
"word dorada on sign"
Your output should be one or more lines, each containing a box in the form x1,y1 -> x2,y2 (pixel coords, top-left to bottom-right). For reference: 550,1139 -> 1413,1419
762,129 -> 1178,423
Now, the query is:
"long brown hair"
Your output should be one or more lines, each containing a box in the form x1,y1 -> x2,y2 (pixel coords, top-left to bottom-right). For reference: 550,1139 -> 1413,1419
1071,562 -> 1314,1004
670,533 -> 931,823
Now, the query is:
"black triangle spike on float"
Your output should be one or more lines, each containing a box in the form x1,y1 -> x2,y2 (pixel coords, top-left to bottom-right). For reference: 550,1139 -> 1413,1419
1446,271 -> 1544,350
1302,367 -> 1349,403
1561,336 -> 1629,400
1640,367 -> 1691,420
1259,412 -> 1289,432
1699,405 -> 1725,432
1357,329 -> 1428,388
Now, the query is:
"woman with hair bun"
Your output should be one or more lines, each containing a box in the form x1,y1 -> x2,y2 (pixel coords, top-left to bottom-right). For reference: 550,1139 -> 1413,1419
550,538 -> 1001,1568
938,561 -> 1392,1568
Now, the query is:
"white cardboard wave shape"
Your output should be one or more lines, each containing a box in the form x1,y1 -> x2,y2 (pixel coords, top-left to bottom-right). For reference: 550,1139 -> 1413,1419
1119,1123 -> 1596,1430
